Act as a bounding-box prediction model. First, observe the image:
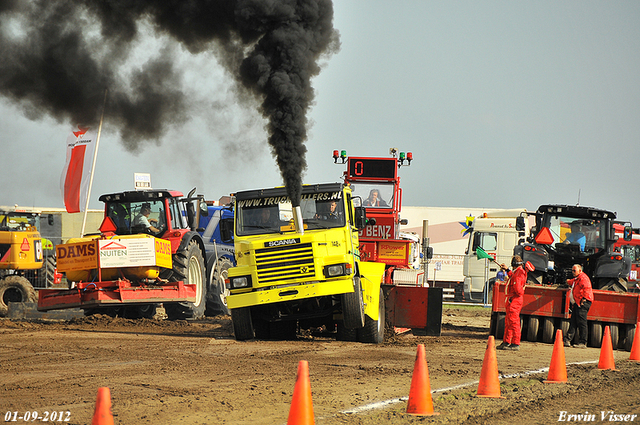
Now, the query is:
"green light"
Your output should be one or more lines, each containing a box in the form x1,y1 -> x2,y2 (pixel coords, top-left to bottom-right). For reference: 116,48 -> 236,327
400,152 -> 406,160
340,150 -> 347,158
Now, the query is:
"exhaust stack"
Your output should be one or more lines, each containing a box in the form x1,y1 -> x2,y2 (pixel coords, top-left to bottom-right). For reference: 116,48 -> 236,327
293,206 -> 304,235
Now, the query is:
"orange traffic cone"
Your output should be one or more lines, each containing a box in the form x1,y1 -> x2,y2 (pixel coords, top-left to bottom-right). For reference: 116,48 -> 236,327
544,329 -> 568,383
406,344 -> 438,416
597,326 -> 616,370
629,322 -> 640,362
476,335 -> 504,398
91,387 -> 114,425
287,360 -> 315,425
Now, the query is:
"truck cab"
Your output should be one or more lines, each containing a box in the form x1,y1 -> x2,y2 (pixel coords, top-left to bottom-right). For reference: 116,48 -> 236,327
226,183 -> 387,342
462,209 -> 530,302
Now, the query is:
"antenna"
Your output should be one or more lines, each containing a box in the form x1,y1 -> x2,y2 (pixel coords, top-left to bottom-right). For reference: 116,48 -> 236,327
577,189 -> 581,206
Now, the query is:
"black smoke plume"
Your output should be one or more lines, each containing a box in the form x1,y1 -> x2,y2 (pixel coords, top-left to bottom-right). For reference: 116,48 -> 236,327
0,0 -> 340,206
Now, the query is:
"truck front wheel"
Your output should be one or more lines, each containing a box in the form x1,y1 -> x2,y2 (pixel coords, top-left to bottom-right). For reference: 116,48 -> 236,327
231,307 -> 254,341
342,276 -> 365,329
0,276 -> 38,317
357,287 -> 385,343
164,240 -> 206,320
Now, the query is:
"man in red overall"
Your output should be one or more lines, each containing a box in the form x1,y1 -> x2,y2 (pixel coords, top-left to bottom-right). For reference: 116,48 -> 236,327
498,256 -> 534,351
563,264 -> 594,348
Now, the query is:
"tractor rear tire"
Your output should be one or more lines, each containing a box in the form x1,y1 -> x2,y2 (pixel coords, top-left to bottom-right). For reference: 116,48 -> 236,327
231,307 -> 254,341
342,276 -> 365,329
205,257 -> 232,316
164,240 -> 206,320
358,287 -> 385,344
0,276 -> 38,317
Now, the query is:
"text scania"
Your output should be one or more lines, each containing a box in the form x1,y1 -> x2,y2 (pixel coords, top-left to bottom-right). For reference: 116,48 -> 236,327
57,243 -> 95,259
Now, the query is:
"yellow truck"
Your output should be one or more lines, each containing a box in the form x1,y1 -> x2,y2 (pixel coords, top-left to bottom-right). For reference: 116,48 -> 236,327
226,183 -> 387,343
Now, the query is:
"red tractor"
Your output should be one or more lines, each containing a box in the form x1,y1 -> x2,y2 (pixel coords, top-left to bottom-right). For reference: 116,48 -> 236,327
38,189 -> 209,319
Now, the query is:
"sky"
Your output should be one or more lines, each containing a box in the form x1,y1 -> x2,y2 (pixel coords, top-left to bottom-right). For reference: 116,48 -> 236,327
1,1 -> 639,225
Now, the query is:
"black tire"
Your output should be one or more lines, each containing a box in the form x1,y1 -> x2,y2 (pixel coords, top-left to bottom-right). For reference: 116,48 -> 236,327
607,324 -> 619,349
164,239 -> 206,320
541,317 -> 555,343
0,276 -> 38,317
342,276 -> 365,329
493,313 -> 506,339
358,287 -> 385,344
336,321 -> 358,341
623,324 -> 636,352
231,307 -> 254,341
527,316 -> 540,342
588,322 -> 603,348
206,257 -> 232,316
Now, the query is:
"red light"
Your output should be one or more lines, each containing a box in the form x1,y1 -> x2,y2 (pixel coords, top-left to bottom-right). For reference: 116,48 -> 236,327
524,245 -> 536,252
407,152 -> 413,160
332,150 -> 339,159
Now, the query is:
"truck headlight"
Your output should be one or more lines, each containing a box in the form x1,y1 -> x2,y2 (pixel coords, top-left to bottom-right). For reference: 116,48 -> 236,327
229,276 -> 251,289
324,263 -> 352,277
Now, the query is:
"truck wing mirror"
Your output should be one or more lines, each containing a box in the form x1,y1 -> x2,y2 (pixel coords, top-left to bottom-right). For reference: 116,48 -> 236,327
624,226 -> 633,241
48,214 -> 54,226
354,206 -> 367,230
516,216 -> 525,231
426,246 -> 433,259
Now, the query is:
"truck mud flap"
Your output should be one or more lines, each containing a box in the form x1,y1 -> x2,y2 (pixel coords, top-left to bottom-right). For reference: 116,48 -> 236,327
384,286 -> 443,336
37,281 -> 197,311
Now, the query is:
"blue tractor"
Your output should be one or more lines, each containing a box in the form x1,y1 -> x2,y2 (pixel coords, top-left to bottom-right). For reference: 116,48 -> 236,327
198,203 -> 235,316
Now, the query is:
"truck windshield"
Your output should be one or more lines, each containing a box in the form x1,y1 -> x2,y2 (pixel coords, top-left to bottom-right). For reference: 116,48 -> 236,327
236,192 -> 345,236
0,212 -> 40,231
544,216 -> 606,254
349,183 -> 394,209
105,201 -> 165,235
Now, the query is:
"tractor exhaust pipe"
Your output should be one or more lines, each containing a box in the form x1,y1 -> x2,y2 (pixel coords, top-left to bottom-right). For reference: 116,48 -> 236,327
293,205 -> 304,235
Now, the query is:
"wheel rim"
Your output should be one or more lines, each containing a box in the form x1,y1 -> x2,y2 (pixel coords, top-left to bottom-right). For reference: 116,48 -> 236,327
188,255 -> 204,306
219,268 -> 230,307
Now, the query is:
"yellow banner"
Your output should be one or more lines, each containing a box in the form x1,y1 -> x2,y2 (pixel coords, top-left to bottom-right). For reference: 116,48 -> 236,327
56,241 -> 98,272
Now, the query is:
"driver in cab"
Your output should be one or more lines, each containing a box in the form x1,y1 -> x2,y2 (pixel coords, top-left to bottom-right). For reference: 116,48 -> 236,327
133,203 -> 161,234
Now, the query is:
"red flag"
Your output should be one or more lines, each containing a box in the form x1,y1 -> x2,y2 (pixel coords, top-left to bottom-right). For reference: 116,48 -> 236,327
60,125 -> 97,213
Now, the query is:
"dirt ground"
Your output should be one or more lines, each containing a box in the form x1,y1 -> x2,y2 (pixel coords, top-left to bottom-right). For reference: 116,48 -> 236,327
1,305 -> 639,425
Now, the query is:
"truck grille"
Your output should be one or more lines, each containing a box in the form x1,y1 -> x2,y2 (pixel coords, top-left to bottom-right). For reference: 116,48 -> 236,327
255,242 -> 315,284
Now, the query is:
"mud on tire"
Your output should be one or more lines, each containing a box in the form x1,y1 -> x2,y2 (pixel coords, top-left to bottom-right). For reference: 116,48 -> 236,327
0,275 -> 38,317
163,239 -> 206,320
